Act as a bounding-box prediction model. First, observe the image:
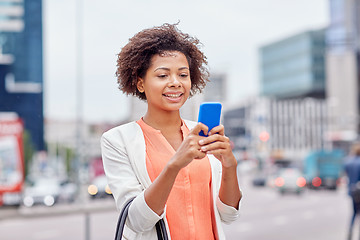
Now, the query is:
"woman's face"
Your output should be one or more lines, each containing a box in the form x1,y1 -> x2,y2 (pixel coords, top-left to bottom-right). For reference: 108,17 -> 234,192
137,51 -> 191,113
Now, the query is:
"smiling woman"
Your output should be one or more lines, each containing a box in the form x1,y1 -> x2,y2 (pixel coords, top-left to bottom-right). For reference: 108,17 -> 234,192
136,51 -> 192,113
101,23 -> 241,240
115,23 -> 209,101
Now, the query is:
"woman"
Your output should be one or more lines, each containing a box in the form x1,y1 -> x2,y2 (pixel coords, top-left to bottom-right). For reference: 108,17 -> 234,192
101,23 -> 241,239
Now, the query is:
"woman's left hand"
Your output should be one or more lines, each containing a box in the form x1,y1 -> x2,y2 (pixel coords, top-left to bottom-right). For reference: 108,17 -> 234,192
198,124 -> 237,168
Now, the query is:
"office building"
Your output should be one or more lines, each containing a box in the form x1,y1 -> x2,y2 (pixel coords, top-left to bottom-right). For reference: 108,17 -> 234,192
260,28 -> 327,99
223,97 -> 329,162
0,0 -> 44,150
326,0 -> 360,142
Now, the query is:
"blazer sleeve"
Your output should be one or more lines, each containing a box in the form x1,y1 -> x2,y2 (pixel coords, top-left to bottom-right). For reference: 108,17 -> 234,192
210,154 -> 241,224
216,196 -> 241,224
101,131 -> 164,233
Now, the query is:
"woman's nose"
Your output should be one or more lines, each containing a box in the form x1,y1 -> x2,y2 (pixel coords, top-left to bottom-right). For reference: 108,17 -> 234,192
169,75 -> 181,87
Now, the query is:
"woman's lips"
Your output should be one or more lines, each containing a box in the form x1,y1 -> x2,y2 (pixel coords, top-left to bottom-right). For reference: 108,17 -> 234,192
163,93 -> 184,102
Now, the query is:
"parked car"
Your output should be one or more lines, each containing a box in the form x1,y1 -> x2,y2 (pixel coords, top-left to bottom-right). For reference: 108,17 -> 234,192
252,174 -> 267,187
22,178 -> 61,207
87,175 -> 112,199
273,168 -> 307,195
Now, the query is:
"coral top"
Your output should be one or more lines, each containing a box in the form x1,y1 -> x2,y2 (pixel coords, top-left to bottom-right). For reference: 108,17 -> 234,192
137,119 -> 216,240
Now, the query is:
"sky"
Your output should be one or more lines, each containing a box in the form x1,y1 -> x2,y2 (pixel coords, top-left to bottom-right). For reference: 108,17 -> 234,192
43,0 -> 329,124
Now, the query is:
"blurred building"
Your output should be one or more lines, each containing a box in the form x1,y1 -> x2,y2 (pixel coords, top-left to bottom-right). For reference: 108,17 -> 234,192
224,28 -> 330,161
260,28 -> 326,99
0,0 -> 44,150
248,28 -> 329,160
45,119 -> 108,160
223,97 -> 329,162
222,98 -> 256,160
267,98 -> 328,154
325,0 -> 360,144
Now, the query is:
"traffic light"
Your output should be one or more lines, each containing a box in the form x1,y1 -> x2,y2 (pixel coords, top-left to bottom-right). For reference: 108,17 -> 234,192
259,131 -> 270,142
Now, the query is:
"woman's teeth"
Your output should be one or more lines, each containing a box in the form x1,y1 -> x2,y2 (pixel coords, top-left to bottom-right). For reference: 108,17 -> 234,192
164,93 -> 182,98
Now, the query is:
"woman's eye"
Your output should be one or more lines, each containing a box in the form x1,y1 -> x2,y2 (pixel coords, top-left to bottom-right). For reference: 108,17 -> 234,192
158,74 -> 167,78
180,73 -> 188,78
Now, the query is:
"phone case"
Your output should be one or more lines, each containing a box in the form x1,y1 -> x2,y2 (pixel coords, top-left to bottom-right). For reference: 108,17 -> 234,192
198,102 -> 222,137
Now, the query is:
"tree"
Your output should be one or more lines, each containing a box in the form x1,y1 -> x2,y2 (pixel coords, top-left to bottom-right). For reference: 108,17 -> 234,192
23,130 -> 35,178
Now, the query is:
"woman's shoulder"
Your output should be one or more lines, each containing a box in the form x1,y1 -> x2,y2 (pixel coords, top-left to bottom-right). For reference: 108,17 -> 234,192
101,121 -> 141,142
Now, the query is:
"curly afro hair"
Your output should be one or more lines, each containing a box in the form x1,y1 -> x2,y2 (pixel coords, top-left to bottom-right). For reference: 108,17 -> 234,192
115,23 -> 209,100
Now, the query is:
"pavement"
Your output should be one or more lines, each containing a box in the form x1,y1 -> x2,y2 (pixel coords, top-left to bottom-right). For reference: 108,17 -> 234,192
0,198 -> 116,221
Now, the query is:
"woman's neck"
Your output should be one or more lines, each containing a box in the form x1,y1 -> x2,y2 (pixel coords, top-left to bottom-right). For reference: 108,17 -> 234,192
142,109 -> 182,131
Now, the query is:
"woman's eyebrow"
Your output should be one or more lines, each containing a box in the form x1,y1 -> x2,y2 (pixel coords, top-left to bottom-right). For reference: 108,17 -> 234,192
154,67 -> 170,72
154,66 -> 189,72
179,67 -> 189,70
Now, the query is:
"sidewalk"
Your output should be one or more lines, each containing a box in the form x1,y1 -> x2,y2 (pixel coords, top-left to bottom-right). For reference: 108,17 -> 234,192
0,198 -> 116,221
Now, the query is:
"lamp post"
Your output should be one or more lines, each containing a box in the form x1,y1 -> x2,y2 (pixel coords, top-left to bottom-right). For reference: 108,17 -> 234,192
75,1 -> 90,240
75,0 -> 84,196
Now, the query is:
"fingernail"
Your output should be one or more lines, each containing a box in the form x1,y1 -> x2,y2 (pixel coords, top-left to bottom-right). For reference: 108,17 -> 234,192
199,140 -> 204,145
201,146 -> 207,151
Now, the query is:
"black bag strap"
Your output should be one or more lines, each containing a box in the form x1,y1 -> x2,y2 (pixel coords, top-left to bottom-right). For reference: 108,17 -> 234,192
156,218 -> 169,240
115,197 -> 134,240
114,197 -> 168,240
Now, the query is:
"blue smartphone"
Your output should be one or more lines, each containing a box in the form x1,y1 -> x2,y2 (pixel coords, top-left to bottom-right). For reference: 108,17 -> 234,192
198,102 -> 222,137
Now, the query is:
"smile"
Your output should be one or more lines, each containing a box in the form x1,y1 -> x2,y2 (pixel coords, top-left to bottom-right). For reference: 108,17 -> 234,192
163,93 -> 183,98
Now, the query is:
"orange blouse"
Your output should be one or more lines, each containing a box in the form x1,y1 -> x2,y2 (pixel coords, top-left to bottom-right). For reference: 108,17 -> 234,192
137,119 -> 216,240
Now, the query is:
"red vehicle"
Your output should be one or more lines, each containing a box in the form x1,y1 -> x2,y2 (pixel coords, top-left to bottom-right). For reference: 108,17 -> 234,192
0,114 -> 24,206
87,157 -> 112,199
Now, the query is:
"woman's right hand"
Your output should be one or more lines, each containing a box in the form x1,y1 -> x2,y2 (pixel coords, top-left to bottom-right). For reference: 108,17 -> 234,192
168,123 -> 208,171
144,123 -> 209,216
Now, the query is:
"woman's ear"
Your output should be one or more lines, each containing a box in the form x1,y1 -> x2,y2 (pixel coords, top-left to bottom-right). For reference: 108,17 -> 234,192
137,78 -> 144,93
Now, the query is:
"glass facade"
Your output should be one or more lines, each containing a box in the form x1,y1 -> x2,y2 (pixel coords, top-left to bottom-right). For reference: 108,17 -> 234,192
326,0 -> 360,53
0,0 -> 44,150
260,29 -> 326,99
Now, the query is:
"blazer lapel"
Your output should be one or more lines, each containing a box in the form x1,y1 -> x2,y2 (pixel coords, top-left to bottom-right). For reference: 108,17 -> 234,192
123,122 -> 152,189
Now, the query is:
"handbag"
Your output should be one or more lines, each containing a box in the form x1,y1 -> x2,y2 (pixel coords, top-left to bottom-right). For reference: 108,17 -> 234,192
115,197 -> 168,240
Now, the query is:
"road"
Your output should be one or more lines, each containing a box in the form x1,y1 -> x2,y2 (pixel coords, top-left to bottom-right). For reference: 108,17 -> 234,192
223,174 -> 352,240
0,173 -> 355,240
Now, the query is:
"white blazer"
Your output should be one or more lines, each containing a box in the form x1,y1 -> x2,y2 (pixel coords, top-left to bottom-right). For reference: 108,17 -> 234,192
101,120 -> 240,239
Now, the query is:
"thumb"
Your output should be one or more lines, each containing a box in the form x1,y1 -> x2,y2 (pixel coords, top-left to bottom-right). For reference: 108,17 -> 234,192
191,122 -> 208,136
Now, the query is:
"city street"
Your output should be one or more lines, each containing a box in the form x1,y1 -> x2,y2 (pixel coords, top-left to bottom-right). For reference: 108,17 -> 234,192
0,1 -> 357,240
0,173 -> 354,240
224,174 -> 351,240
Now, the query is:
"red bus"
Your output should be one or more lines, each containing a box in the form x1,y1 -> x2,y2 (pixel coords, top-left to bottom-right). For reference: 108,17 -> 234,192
0,113 -> 24,206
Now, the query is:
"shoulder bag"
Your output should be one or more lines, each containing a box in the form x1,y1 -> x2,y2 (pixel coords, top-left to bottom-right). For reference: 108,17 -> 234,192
115,197 -> 168,240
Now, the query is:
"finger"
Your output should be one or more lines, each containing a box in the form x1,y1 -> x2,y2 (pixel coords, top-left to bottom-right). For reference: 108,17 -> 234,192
205,149 -> 225,156
209,124 -> 224,136
199,134 -> 228,146
200,141 -> 228,152
190,122 -> 209,136
194,150 -> 207,159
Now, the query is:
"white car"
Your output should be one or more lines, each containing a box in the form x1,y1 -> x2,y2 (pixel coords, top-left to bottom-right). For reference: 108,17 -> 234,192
273,168 -> 306,195
22,178 -> 61,207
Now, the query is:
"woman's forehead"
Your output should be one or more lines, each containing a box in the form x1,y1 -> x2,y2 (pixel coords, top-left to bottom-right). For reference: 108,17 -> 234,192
149,51 -> 189,67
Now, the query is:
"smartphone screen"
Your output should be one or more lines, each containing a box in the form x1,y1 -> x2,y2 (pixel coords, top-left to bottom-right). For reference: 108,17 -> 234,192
197,102 -> 222,137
